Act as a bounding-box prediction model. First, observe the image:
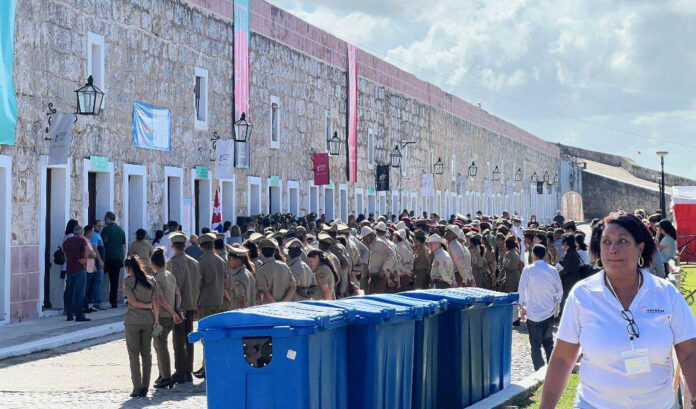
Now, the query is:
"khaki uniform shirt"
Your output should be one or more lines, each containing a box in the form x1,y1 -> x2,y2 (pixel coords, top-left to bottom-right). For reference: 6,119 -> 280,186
227,266 -> 256,310
395,240 -> 414,276
449,240 -> 473,282
153,269 -> 177,318
288,256 -> 316,301
367,237 -> 397,278
166,252 -> 200,311
500,251 -> 523,293
413,245 -> 431,272
351,235 -> 370,265
313,264 -> 336,300
128,240 -> 154,273
330,242 -> 351,296
123,275 -> 160,325
256,258 -> 296,302
430,247 -> 456,286
197,251 -> 227,308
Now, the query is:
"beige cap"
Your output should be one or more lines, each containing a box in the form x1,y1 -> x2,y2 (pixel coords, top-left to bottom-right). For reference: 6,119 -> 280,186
198,233 -> 217,245
359,226 -> 375,239
426,234 -> 445,244
169,232 -> 187,244
374,222 -> 388,232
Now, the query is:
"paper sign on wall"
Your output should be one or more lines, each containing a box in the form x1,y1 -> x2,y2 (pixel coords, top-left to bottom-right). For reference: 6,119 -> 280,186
196,166 -> 209,180
90,156 -> 108,172
270,175 -> 280,187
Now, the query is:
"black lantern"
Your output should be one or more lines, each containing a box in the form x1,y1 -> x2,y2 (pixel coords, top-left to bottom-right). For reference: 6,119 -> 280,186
75,75 -> 104,115
492,166 -> 501,181
434,158 -> 444,175
531,172 -> 539,182
468,161 -> 478,177
328,131 -> 341,156
515,168 -> 523,181
234,112 -> 252,142
543,170 -> 550,183
553,173 -> 559,184
390,145 -> 402,168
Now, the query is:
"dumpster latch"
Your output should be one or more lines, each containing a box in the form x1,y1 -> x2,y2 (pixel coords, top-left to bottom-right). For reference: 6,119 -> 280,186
243,336 -> 273,368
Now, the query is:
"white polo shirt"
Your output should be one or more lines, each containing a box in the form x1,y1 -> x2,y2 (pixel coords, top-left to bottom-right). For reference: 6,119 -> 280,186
557,269 -> 696,409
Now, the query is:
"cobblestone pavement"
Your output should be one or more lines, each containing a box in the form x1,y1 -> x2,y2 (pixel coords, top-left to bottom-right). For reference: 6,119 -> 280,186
0,324 -> 538,408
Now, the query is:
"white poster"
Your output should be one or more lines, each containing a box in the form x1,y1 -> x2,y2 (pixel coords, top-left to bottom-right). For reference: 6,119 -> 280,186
421,173 -> 434,196
215,139 -> 235,180
181,198 -> 192,236
48,113 -> 74,165
484,179 -> 493,197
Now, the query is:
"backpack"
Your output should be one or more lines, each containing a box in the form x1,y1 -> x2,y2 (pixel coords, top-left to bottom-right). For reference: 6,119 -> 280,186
53,246 -> 65,266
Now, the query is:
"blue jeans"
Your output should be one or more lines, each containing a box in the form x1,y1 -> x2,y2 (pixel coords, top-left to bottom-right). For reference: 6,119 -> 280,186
64,270 -> 87,319
84,271 -> 102,308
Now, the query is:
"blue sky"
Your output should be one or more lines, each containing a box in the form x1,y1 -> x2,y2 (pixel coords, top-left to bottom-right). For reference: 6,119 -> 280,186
267,0 -> 696,179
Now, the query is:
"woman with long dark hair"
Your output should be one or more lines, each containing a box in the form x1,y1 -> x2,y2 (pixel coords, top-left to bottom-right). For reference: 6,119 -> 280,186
225,245 -> 258,309
656,220 -> 677,268
558,233 -> 582,301
306,249 -> 336,300
123,255 -> 160,398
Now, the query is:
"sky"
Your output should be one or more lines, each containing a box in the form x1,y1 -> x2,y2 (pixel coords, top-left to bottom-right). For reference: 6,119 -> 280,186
266,0 -> 696,179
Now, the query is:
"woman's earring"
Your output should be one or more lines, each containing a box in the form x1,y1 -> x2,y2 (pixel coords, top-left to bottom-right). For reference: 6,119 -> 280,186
638,256 -> 644,268
596,259 -> 603,268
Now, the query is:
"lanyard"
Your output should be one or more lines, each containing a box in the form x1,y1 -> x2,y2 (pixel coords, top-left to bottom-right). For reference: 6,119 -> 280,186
604,271 -> 643,343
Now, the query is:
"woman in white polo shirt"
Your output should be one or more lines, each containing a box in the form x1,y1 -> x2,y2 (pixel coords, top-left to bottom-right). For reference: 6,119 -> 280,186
540,211 -> 696,409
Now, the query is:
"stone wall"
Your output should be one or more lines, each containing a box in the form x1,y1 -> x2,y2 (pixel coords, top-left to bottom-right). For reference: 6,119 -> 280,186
582,172 -> 671,220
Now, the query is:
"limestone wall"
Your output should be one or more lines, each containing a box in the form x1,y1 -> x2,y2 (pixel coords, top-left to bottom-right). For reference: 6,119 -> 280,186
582,172 -> 671,220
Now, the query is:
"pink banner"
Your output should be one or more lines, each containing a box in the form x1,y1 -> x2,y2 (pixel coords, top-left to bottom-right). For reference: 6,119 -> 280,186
347,44 -> 358,183
234,0 -> 250,121
313,153 -> 330,186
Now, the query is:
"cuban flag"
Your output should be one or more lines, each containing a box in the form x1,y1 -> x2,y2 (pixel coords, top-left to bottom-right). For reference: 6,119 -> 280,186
211,186 -> 223,232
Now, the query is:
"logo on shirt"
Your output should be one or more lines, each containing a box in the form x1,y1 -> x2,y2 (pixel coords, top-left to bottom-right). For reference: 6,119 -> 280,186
641,306 -> 665,314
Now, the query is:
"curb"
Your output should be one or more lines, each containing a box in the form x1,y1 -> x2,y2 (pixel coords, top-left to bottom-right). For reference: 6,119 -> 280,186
466,366 -> 548,409
0,322 -> 125,361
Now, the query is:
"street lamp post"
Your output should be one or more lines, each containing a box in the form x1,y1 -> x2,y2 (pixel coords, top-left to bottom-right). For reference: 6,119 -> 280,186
657,151 -> 668,216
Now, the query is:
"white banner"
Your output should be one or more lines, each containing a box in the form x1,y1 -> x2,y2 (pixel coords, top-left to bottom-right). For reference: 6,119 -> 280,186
421,173 -> 434,196
214,139 -> 235,180
485,179 -> 493,197
48,113 -> 73,165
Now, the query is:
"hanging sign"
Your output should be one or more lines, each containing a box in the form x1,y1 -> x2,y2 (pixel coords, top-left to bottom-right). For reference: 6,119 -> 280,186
537,181 -> 544,194
215,139 -> 235,179
132,101 -> 171,151
234,140 -> 250,169
48,113 -> 74,166
368,187 -> 375,195
376,164 -> 390,191
270,175 -> 280,187
313,153 -> 329,186
181,198 -> 192,235
421,173 -> 434,196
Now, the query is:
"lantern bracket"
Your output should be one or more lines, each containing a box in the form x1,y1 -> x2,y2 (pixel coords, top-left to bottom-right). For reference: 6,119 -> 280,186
45,102 -> 78,140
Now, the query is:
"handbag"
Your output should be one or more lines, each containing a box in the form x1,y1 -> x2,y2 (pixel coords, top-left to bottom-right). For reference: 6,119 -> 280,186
53,246 -> 65,266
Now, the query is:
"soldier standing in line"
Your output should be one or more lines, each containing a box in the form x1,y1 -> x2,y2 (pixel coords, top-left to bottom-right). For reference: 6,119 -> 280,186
225,245 -> 257,309
317,233 -> 344,297
360,226 -> 397,295
426,234 -> 456,289
166,232 -> 200,385
193,233 -> 229,379
412,230 -> 431,289
306,249 -> 337,300
285,239 -> 316,301
393,229 -> 414,292
445,225 -> 475,287
374,222 -> 400,291
327,224 -> 352,297
256,238 -> 297,303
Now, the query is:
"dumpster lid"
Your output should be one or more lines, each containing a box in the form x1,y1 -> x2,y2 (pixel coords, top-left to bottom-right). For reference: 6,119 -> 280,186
341,297 -> 425,321
400,289 -> 479,308
363,294 -> 446,317
448,288 -> 519,304
197,302 -> 350,331
302,299 -> 395,323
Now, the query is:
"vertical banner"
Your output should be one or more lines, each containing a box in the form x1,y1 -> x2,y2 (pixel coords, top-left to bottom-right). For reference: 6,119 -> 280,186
181,198 -> 192,236
313,153 -> 330,186
484,179 -> 493,197
506,179 -> 515,196
456,174 -> 467,195
421,173 -> 434,196
347,44 -> 358,182
132,102 -> 171,151
48,114 -> 74,165
537,181 -> 544,194
0,0 -> 17,145
215,139 -> 236,179
234,0 -> 250,169
211,187 -> 222,232
376,165 -> 390,191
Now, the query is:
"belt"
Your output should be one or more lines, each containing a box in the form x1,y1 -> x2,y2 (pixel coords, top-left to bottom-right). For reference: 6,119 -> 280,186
431,278 -> 451,285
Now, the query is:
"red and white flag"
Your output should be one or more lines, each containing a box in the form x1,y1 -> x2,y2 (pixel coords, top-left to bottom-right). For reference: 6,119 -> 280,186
211,186 -> 223,232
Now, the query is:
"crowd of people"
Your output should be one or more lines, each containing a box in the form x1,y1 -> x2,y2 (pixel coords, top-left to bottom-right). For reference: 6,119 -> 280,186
57,206 -> 693,405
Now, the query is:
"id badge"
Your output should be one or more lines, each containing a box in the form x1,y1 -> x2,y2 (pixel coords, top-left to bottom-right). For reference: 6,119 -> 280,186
621,348 -> 650,375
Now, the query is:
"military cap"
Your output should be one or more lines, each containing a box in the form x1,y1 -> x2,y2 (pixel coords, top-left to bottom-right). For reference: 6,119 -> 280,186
248,232 -> 264,243
426,234 -> 445,244
648,214 -> 662,223
563,221 -> 575,229
284,238 -> 304,250
317,232 -> 333,243
271,231 -> 284,240
198,232 -> 217,245
227,245 -> 249,257
359,226 -> 375,239
258,238 -> 278,250
336,223 -> 351,234
169,232 -> 187,244
295,226 -> 307,236
374,221 -> 388,232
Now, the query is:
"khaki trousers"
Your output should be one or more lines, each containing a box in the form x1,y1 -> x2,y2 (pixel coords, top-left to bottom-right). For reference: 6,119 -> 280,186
172,311 -> 195,376
125,323 -> 153,390
153,316 -> 174,380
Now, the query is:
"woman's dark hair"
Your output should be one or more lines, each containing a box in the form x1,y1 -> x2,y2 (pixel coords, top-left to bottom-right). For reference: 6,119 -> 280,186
288,247 -> 302,259
504,235 -> 517,250
153,230 -> 164,244
469,235 -> 486,257
223,221 -> 232,233
260,247 -> 275,258
532,244 -> 547,260
136,228 -> 147,240
125,255 -> 152,289
535,234 -> 548,248
575,233 -> 588,251
214,238 -> 225,250
590,211 -> 655,268
659,220 -> 677,240
244,241 -> 259,259
307,249 -> 339,281
230,251 -> 255,274
151,247 -> 166,268
231,225 -> 242,236
561,233 -> 577,250
65,219 -> 79,236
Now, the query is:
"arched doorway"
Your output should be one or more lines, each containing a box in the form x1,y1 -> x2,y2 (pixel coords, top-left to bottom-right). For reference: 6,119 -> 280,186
561,191 -> 584,221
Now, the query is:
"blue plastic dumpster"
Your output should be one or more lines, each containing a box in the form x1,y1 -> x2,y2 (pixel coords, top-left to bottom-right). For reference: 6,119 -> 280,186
401,289 -> 493,408
363,294 -> 447,409
188,302 -> 353,409
303,297 -> 423,409
448,288 -> 519,395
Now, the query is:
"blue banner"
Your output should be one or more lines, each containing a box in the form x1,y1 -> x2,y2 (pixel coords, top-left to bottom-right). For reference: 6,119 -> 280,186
0,0 -> 17,145
132,101 -> 171,151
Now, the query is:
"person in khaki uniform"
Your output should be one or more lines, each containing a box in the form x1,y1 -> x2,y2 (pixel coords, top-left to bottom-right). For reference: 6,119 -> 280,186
412,230 -> 431,289
122,255 -> 179,398
427,234 -> 456,289
225,245 -> 257,309
128,228 -> 155,274
317,233 -> 344,297
194,232 -> 229,379
307,249 -> 337,300
150,248 -> 184,389
499,235 -> 524,293
393,229 -> 414,292
360,226 -> 397,295
285,239 -> 317,301
256,238 -> 297,303
445,225 -> 475,287
374,222 -> 400,291
467,233 -> 488,289
326,225 -> 352,297
166,232 -> 200,385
